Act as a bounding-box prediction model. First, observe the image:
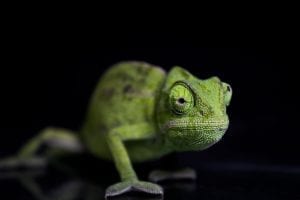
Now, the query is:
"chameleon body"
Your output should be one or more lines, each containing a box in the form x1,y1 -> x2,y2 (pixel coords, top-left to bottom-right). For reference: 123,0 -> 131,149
1,61 -> 232,198
81,62 -> 168,162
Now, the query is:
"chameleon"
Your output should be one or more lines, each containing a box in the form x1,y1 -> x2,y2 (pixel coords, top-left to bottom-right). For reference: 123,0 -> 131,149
0,61 -> 232,198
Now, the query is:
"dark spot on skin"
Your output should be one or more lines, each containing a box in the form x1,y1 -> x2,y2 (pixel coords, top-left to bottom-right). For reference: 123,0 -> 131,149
136,65 -> 149,75
138,76 -> 147,85
199,110 -> 204,116
101,88 -> 115,98
144,114 -> 150,122
120,74 -> 133,82
98,124 -> 108,133
112,121 -> 122,128
123,84 -> 134,94
137,66 -> 151,83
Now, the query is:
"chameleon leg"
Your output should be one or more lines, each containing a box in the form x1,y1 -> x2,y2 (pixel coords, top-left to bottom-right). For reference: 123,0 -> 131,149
0,127 -> 83,169
105,134 -> 163,198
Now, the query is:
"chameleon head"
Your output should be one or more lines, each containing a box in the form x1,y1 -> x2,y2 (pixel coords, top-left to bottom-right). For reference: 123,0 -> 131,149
156,67 -> 232,151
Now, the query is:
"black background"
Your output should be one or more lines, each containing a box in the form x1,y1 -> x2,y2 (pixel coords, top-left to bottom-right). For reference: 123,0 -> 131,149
2,43 -> 299,164
1,29 -> 300,199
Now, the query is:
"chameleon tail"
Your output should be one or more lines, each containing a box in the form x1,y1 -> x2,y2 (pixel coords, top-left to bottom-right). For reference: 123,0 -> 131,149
0,156 -> 47,169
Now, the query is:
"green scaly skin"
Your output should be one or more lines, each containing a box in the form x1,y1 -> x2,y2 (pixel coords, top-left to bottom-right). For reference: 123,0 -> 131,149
0,61 -> 232,198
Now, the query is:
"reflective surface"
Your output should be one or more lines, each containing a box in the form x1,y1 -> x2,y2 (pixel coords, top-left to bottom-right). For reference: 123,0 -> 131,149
2,47 -> 300,199
0,154 -> 299,200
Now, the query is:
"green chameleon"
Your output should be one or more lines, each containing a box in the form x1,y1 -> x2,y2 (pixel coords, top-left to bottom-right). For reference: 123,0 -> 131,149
0,61 -> 232,198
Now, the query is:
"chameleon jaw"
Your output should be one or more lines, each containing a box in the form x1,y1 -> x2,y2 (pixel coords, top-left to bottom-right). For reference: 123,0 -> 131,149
162,118 -> 229,151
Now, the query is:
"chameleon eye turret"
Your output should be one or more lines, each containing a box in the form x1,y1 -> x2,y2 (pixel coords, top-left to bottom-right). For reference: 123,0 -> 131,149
169,82 -> 195,115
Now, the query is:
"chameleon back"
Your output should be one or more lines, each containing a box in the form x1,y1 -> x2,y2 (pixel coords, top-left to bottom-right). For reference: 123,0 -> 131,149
80,62 -> 166,159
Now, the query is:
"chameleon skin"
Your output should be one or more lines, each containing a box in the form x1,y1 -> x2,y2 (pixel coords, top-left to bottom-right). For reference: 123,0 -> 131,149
79,61 -> 232,196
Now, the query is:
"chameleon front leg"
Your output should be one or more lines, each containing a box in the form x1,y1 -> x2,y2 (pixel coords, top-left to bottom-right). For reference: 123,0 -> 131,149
106,134 -> 137,181
105,125 -> 163,198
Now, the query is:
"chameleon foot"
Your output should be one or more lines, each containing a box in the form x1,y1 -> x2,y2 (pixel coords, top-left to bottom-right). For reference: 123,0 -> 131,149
105,181 -> 163,198
148,167 -> 197,182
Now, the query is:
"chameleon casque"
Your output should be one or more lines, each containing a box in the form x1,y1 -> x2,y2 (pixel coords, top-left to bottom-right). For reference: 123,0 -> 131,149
1,61 -> 232,198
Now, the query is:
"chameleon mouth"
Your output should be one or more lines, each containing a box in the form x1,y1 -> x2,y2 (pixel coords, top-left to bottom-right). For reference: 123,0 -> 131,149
163,118 -> 229,132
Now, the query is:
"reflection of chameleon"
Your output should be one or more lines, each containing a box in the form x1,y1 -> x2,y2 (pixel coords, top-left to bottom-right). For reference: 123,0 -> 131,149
0,170 -> 106,200
0,61 -> 232,198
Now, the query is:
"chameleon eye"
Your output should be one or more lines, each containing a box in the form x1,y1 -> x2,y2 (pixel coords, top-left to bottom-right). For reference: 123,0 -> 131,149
169,82 -> 194,114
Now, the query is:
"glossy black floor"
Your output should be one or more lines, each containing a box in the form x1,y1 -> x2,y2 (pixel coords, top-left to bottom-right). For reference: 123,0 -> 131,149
0,153 -> 299,200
